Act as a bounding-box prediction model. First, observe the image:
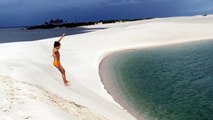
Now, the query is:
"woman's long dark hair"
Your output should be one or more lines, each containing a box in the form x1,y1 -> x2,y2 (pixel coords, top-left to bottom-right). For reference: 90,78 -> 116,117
54,41 -> 61,47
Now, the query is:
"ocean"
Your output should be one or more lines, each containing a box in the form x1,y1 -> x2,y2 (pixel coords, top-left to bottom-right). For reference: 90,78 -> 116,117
99,40 -> 213,120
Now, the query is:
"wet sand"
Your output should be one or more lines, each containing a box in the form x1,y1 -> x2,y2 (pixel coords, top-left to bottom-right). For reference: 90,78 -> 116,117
99,50 -> 144,120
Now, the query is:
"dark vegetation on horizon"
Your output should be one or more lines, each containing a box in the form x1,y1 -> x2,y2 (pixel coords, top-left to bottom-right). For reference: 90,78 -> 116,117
26,18 -> 153,30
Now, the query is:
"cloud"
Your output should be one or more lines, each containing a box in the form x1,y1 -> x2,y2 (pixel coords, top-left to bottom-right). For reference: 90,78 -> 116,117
179,0 -> 213,14
0,0 -> 142,8
0,0 -> 20,7
1,0 -> 213,27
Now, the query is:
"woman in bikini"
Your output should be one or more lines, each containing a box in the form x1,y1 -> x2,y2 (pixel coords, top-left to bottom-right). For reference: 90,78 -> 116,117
52,33 -> 69,86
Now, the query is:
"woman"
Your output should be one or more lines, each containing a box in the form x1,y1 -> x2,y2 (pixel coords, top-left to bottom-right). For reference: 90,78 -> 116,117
52,33 -> 69,86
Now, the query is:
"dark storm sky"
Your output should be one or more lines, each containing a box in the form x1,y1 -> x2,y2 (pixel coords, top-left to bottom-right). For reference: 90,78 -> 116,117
0,0 -> 213,27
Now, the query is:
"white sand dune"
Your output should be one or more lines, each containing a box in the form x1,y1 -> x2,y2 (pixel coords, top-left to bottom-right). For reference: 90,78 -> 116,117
0,15 -> 213,120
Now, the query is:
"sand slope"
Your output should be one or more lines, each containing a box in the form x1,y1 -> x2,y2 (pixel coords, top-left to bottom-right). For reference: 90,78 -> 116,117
0,15 -> 213,120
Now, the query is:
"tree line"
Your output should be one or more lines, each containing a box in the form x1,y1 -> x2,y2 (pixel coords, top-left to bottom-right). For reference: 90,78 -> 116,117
26,18 -> 153,30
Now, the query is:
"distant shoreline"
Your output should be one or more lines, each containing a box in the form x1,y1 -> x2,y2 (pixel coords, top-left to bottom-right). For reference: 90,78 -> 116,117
25,18 -> 153,30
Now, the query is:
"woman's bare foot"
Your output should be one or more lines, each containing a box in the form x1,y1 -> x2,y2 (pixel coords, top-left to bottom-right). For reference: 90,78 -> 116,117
64,80 -> 70,86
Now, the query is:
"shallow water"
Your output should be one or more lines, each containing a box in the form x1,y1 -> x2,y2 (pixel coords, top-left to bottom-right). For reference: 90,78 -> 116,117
0,27 -> 105,43
100,40 -> 213,120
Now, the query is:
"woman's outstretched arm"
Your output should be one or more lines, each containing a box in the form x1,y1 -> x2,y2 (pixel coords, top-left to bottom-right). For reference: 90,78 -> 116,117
57,33 -> 66,42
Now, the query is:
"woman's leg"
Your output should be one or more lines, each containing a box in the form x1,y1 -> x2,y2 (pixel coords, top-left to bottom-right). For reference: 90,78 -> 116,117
60,65 -> 68,84
56,65 -> 68,85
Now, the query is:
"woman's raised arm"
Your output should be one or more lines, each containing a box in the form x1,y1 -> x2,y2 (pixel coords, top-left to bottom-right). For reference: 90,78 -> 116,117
57,33 -> 66,42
